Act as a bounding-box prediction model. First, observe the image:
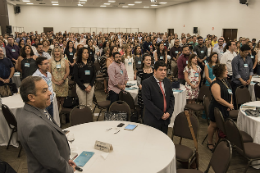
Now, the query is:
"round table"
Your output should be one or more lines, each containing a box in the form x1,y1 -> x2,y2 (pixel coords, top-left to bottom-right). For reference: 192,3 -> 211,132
249,76 -> 260,101
0,93 -> 60,147
126,81 -> 186,128
237,101 -> 260,169
66,121 -> 176,173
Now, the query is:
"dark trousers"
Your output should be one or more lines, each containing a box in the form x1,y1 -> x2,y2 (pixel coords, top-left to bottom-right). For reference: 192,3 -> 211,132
160,124 -> 168,134
46,102 -> 53,118
178,78 -> 185,85
109,90 -> 119,106
198,62 -> 205,87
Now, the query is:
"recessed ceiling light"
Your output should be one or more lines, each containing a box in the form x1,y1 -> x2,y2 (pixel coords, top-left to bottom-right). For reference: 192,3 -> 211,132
80,0 -> 87,1
128,4 -> 135,6
51,1 -> 58,3
159,2 -> 167,4
108,0 -> 115,2
52,4 -> 59,5
151,4 -> 158,6
27,3 -> 33,4
104,3 -> 110,5
22,0 -> 30,2
144,6 -> 149,8
135,1 -> 142,3
122,6 -> 128,8
78,4 -> 83,6
100,5 -> 106,7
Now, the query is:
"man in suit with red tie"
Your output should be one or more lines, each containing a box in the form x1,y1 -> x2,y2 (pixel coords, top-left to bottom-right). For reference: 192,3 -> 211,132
142,61 -> 175,134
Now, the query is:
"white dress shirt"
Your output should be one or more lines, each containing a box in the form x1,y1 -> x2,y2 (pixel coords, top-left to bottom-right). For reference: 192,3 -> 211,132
220,50 -> 237,76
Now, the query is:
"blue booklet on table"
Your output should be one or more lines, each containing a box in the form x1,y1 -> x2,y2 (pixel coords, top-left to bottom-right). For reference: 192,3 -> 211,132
125,87 -> 138,91
74,151 -> 94,167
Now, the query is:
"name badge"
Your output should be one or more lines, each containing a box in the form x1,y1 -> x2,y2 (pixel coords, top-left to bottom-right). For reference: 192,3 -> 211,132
195,73 -> 199,77
138,61 -> 141,65
164,43 -> 166,45
201,50 -> 204,54
90,52 -> 92,55
70,52 -> 73,56
160,56 -> 163,60
56,64 -> 61,69
24,63 -> 30,67
251,55 -> 254,59
128,62 -> 132,65
186,60 -> 188,64
47,80 -> 51,87
85,70 -> 90,75
120,70 -> 123,75
12,49 -> 16,53
244,64 -> 248,68
175,51 -> 178,54
228,89 -> 233,95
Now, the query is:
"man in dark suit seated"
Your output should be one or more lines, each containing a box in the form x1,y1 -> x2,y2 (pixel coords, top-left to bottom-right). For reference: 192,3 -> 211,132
17,76 -> 76,173
142,61 -> 175,134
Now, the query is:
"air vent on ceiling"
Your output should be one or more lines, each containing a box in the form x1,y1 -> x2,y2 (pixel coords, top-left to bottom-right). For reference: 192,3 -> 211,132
39,3 -> 45,4
119,2 -> 125,5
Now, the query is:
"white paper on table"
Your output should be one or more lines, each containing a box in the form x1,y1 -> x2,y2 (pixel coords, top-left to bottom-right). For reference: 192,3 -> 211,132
101,153 -> 109,160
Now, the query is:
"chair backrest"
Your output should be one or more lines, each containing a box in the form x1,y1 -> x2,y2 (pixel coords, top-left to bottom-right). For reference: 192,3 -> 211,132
119,91 -> 135,110
70,105 -> 93,126
203,96 -> 210,125
214,107 -> 226,134
224,118 -> 244,151
93,62 -> 101,72
254,83 -> 260,101
173,111 -> 199,140
1,104 -> 17,129
235,85 -> 251,108
109,101 -> 131,121
206,139 -> 232,173
93,94 -> 98,104
198,85 -> 211,101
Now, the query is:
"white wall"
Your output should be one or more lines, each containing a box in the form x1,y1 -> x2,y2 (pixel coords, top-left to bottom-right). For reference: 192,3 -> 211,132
7,4 -> 16,28
14,6 -> 156,33
156,0 -> 260,40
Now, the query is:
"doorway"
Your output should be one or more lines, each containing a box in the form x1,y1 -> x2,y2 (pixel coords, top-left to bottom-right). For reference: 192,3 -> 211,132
168,29 -> 174,36
43,27 -> 53,34
223,29 -> 238,42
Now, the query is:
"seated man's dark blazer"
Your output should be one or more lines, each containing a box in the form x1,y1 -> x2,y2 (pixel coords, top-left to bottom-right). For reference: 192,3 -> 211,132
142,76 -> 175,131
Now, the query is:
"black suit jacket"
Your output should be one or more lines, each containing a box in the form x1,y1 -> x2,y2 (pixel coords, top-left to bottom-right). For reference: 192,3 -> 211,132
142,76 -> 175,128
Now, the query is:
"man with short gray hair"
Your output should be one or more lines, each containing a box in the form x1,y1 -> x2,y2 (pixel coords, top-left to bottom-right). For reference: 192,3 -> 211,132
17,76 -> 76,173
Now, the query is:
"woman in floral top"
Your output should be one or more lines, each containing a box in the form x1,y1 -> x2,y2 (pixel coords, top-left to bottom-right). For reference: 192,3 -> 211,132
184,54 -> 201,104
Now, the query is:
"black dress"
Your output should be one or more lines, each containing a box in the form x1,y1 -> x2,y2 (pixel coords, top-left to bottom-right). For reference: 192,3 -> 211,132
137,70 -> 153,109
64,48 -> 76,75
21,58 -> 37,80
208,78 -> 232,122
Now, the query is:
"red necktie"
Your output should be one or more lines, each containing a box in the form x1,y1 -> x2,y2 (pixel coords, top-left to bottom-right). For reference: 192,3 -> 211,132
159,81 -> 167,113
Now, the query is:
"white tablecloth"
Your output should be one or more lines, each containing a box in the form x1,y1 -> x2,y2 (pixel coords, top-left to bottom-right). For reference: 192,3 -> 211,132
126,81 -> 186,127
249,76 -> 260,101
0,93 -> 60,147
66,121 -> 176,173
237,101 -> 260,169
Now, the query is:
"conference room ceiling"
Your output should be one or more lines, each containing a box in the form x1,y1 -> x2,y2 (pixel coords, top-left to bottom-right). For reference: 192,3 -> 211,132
7,0 -> 195,8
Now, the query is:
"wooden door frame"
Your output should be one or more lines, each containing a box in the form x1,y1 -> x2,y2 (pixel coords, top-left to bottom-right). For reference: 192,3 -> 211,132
223,28 -> 238,41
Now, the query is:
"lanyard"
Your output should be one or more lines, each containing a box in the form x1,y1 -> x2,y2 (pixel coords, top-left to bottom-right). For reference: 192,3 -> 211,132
221,79 -> 230,89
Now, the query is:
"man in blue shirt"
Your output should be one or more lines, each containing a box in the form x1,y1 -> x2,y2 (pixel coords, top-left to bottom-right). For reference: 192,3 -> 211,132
143,36 -> 152,53
6,37 -> 20,64
0,48 -> 15,86
33,56 -> 55,117
231,44 -> 253,109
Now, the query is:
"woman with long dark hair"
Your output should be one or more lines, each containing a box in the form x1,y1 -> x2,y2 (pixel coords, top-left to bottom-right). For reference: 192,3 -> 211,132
154,42 -> 167,64
137,54 -> 153,114
16,45 -> 37,80
64,40 -> 76,76
205,52 -> 219,86
73,47 -> 96,109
